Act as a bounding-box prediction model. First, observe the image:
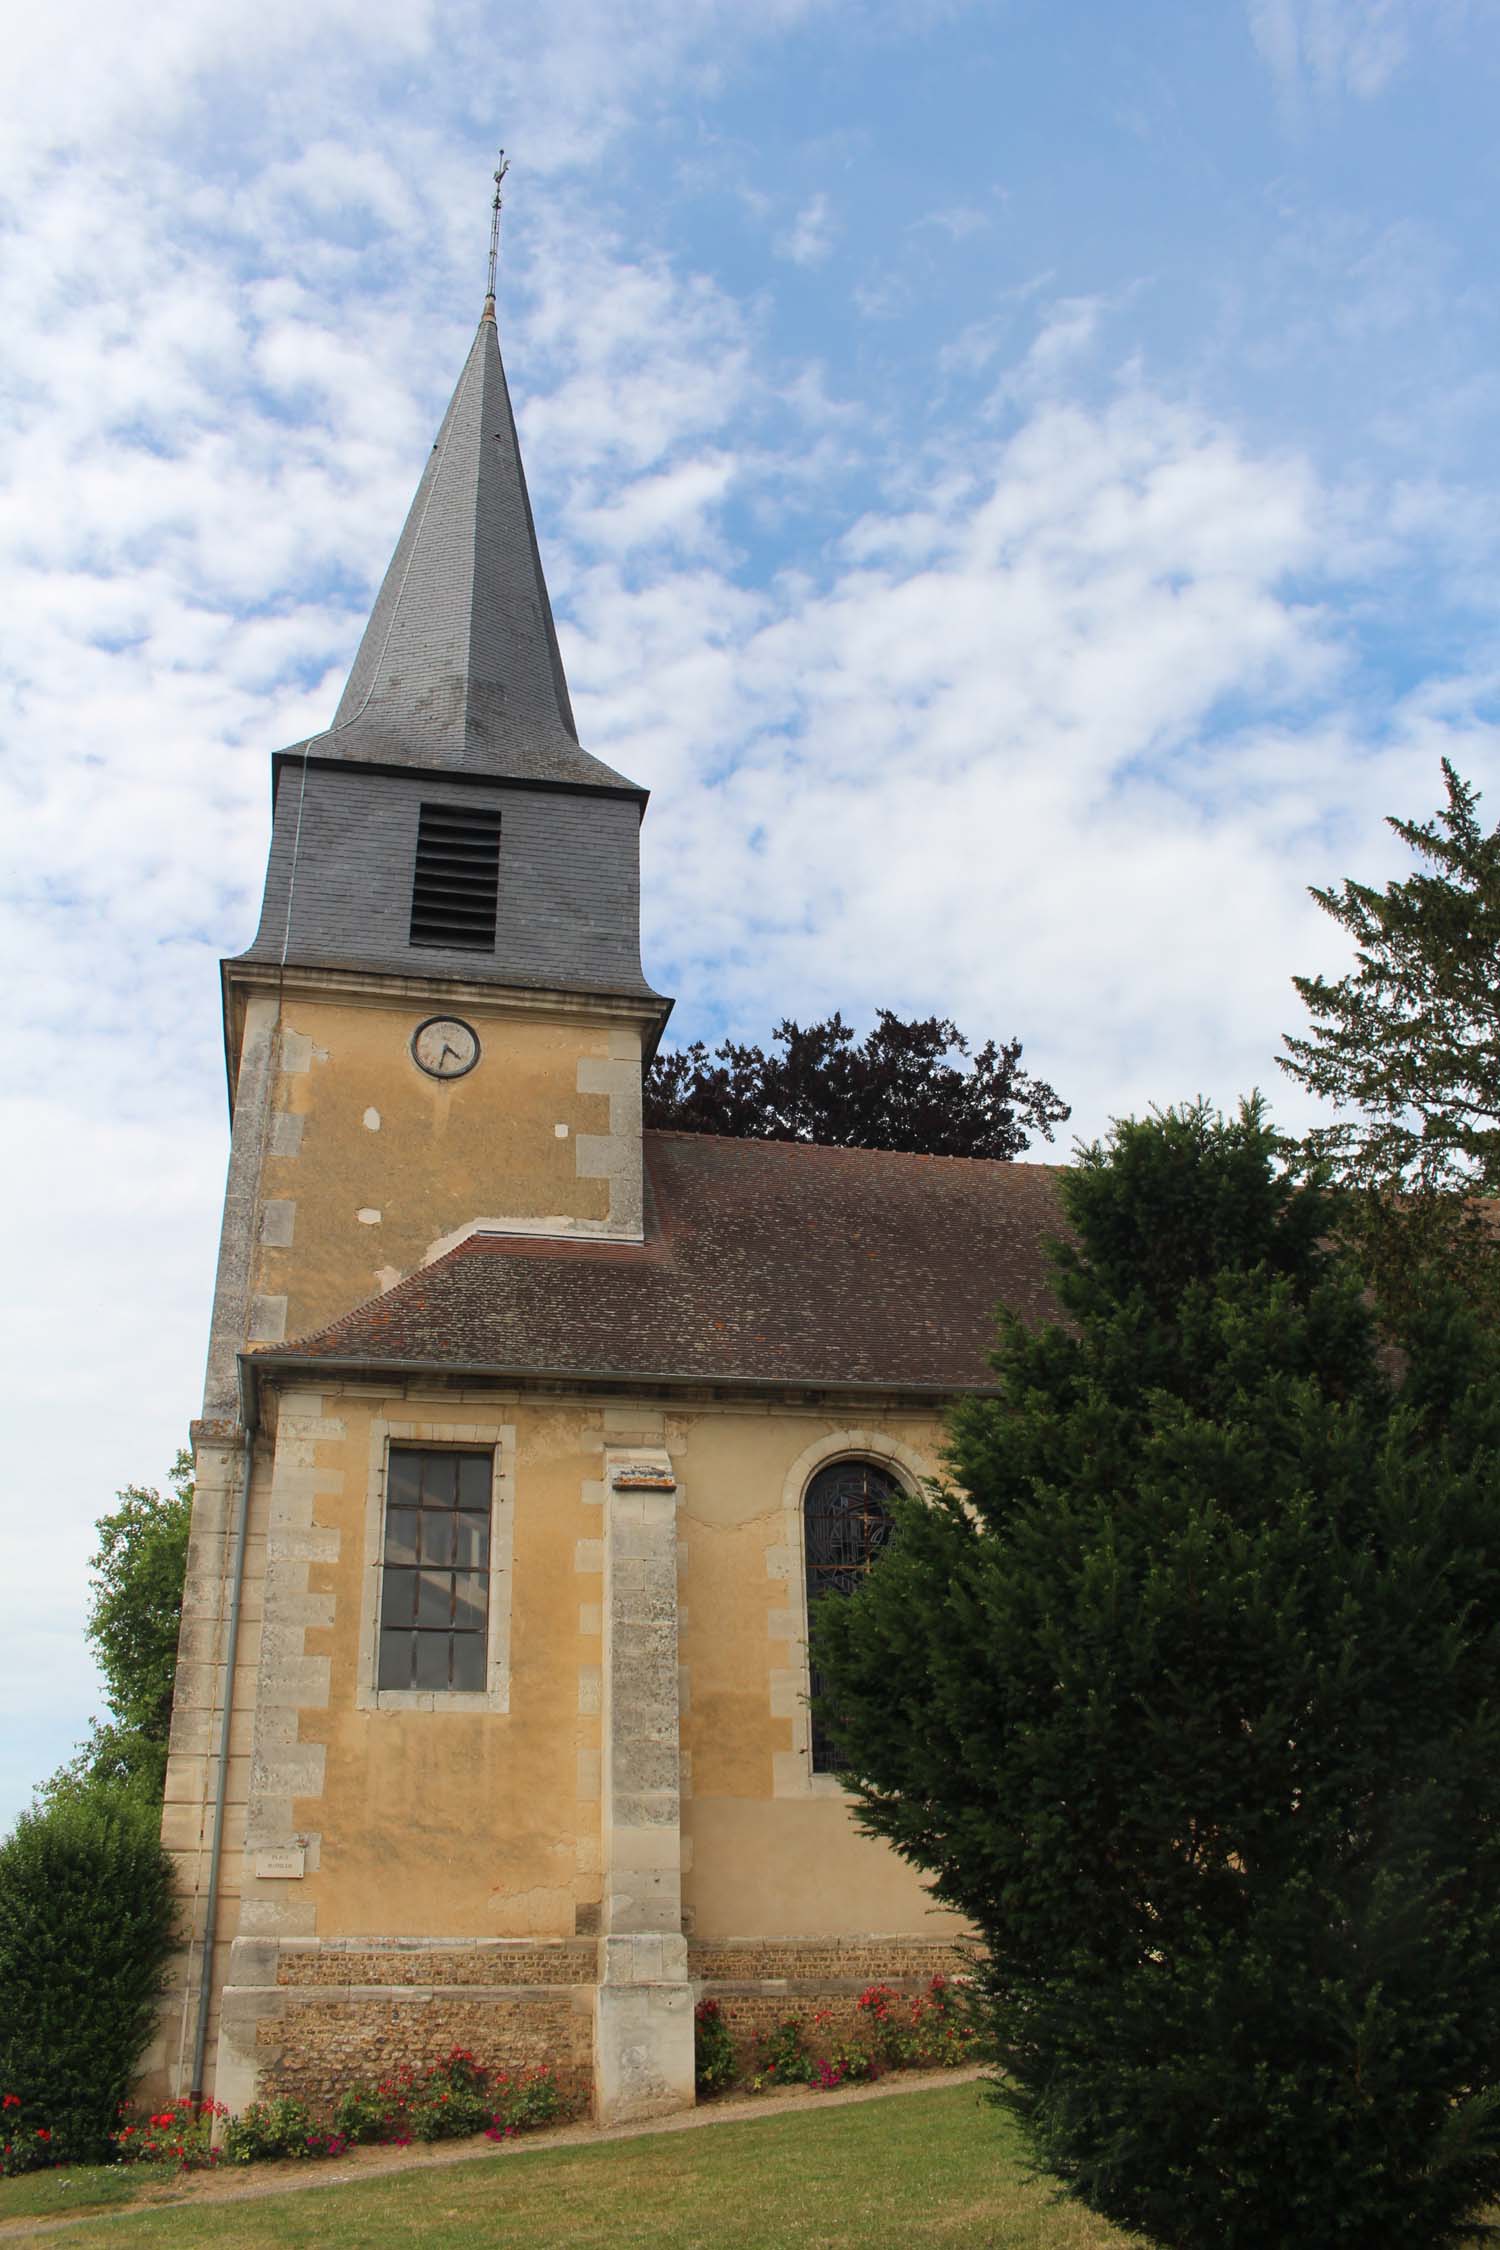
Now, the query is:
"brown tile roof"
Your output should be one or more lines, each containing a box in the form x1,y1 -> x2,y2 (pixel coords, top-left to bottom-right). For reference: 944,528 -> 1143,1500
266,1132 -> 1068,1394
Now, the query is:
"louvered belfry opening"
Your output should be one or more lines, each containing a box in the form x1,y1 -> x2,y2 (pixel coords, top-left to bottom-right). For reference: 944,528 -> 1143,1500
409,801 -> 502,951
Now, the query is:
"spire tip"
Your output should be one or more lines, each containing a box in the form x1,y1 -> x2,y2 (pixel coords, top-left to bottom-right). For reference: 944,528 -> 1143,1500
486,149 -> 508,309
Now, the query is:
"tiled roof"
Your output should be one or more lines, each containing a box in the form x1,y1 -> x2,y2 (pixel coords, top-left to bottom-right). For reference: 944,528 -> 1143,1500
311,305 -> 639,795
266,1132 -> 1068,1392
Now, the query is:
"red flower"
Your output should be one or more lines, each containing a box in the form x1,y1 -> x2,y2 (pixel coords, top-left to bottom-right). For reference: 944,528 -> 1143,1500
1,2096 -> 18,2111
36,2129 -> 51,2142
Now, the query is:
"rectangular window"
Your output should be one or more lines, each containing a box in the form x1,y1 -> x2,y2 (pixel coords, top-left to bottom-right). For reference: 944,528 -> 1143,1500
378,1448 -> 493,1692
409,802 -> 502,951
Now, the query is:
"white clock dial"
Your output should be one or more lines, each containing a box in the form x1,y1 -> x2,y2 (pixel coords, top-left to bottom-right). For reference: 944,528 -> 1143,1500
411,1017 -> 480,1080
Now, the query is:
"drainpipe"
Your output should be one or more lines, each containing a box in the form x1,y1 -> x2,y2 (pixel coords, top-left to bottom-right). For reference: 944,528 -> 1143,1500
189,1353 -> 257,2102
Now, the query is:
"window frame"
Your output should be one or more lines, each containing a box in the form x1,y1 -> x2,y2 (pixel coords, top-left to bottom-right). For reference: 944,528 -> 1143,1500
766,1429 -> 932,1801
802,1456 -> 901,1776
357,1415 -> 516,1714
376,1445 -> 495,1696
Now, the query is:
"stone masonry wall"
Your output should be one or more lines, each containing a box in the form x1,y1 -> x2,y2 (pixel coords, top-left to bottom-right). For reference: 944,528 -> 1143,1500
691,1938 -> 970,2066
244,1935 -> 963,2115
277,1943 -> 593,1988
257,1988 -> 593,2111
689,1938 -> 967,1987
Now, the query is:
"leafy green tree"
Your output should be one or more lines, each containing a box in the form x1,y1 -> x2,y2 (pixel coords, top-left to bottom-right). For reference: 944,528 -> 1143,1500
44,1453 -> 192,1808
815,1099 -> 1500,2249
644,1009 -> 1068,1158
0,1794 -> 177,2164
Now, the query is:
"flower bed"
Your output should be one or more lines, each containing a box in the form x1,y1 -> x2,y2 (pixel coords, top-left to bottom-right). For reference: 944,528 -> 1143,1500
7,1987 -> 974,2182
1,2092 -> 57,2177
699,1975 -> 981,2099
102,2050 -> 574,2174
112,2096 -> 227,2171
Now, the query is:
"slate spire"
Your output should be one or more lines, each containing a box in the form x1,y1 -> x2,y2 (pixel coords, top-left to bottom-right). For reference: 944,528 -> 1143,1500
321,301 -> 637,794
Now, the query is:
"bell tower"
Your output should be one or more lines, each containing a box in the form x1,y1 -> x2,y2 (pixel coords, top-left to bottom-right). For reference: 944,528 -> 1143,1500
165,236 -> 671,2103
201,284 -> 670,1423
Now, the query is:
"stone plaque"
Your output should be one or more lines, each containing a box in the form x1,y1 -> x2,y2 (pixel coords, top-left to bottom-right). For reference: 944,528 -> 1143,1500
254,1845 -> 306,1880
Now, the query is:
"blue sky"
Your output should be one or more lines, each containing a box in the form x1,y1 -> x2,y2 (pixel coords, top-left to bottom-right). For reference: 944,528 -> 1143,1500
2,0 -> 1499,1824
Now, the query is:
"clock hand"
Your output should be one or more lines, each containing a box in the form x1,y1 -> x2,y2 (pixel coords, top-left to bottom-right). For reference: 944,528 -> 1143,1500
438,1041 -> 460,1068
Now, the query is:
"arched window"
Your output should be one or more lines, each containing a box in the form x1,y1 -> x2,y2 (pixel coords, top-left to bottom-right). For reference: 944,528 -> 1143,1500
804,1458 -> 899,1773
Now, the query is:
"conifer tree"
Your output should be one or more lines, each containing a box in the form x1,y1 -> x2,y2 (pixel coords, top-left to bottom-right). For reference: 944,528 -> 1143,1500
1281,760 -> 1500,1191
0,1795 -> 176,2165
814,1100 -> 1500,2249
1280,760 -> 1500,1314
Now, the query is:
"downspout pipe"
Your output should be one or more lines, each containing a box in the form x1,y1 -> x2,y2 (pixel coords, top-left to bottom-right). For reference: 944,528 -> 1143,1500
189,1353 -> 257,2102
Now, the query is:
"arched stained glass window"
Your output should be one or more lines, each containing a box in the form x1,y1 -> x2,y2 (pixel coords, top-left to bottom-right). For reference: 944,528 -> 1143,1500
804,1458 -> 899,1773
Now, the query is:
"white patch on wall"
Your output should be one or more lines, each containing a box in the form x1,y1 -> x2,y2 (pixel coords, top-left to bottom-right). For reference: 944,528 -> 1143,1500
356,1208 -> 381,1225
269,1112 -> 304,1157
555,1122 -> 570,1137
362,1108 -> 381,1131
260,1199 -> 296,1248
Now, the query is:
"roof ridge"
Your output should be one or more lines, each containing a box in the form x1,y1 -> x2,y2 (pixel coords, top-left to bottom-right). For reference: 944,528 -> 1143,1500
642,1127 -> 1068,1171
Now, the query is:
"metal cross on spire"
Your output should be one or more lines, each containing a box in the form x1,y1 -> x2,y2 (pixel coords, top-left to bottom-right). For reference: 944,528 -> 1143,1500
485,150 -> 509,310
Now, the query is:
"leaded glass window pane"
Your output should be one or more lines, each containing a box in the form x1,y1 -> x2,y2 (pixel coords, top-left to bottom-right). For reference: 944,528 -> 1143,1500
452,1634 -> 487,1691
384,1508 -> 419,1565
387,1454 -> 422,1507
804,1459 -> 898,1773
458,1455 -> 492,1511
378,1447 -> 492,1693
453,1514 -> 489,1571
413,1631 -> 449,1691
419,1511 -> 456,1567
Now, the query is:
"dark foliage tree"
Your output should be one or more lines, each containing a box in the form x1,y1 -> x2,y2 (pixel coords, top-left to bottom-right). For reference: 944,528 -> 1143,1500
44,1452 -> 193,1808
0,1795 -> 177,2164
814,1099 -> 1500,2249
644,1010 -> 1068,1159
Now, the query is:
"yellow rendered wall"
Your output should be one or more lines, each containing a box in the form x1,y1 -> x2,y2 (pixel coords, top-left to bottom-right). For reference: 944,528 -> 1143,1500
241,990 -> 633,1347
256,1386 -> 963,1951
285,1388 -> 602,1941
675,1407 -> 968,1943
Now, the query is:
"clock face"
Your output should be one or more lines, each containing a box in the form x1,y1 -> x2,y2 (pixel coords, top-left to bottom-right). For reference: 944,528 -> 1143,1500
411,1017 -> 481,1081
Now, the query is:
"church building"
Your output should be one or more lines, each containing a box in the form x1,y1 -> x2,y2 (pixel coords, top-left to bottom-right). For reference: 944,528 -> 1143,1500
154,272 -> 1062,2124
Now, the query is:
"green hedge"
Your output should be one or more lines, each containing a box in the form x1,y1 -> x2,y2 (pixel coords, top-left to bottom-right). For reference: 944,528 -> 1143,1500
0,1795 -> 177,2165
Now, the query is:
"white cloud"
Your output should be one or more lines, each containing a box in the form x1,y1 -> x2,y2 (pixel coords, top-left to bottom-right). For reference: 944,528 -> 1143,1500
563,344 -> 1498,1161
1247,0 -> 1454,101
916,203 -> 993,242
777,192 -> 839,268
992,296 -> 1108,404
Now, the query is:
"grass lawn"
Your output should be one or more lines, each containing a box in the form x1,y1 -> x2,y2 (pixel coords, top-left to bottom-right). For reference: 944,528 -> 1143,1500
0,2084 -> 1142,2249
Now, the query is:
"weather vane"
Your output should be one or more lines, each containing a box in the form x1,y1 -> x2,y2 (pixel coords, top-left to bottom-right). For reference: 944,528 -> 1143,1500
486,150 -> 509,303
